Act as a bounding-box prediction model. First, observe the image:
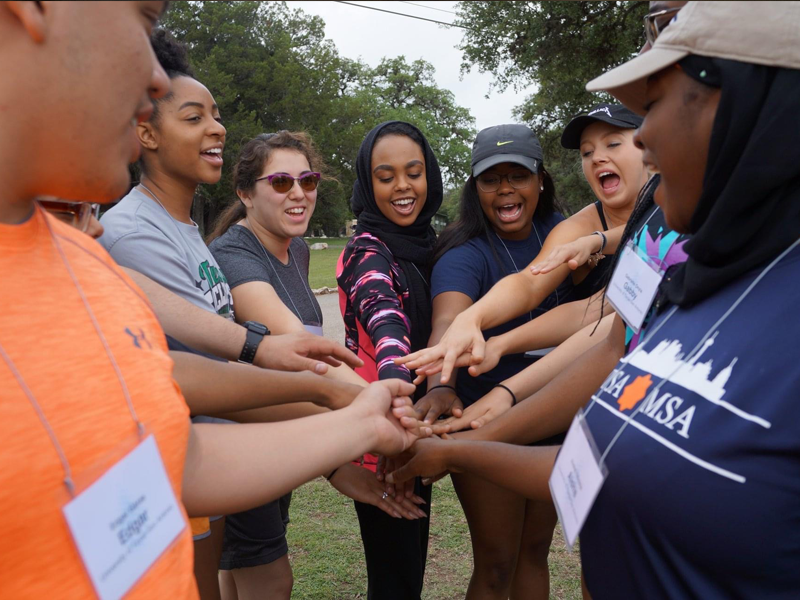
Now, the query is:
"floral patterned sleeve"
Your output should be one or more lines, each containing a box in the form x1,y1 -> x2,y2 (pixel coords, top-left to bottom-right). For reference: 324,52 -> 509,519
338,234 -> 413,382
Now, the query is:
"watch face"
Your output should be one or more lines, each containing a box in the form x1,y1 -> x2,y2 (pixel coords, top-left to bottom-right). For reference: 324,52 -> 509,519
245,321 -> 268,336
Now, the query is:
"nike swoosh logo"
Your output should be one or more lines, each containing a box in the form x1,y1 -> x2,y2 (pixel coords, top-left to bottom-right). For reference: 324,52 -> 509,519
497,141 -> 513,146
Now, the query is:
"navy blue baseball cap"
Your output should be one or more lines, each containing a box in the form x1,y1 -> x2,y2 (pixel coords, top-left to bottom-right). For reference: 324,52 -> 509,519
471,124 -> 544,177
560,103 -> 643,149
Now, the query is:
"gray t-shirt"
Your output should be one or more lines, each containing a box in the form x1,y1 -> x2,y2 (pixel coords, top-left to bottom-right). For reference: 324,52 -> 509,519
99,188 -> 234,320
209,225 -> 322,328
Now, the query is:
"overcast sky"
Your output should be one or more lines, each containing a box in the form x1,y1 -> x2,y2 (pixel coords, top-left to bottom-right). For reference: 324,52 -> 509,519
284,0 -> 537,133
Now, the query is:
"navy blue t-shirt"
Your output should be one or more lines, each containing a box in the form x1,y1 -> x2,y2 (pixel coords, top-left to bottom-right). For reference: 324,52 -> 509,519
580,243 -> 800,598
432,212 -> 573,405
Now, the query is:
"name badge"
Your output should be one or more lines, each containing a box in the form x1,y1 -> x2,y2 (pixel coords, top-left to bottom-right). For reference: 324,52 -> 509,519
549,411 -> 608,550
63,435 -> 186,600
606,241 -> 665,333
304,324 -> 324,336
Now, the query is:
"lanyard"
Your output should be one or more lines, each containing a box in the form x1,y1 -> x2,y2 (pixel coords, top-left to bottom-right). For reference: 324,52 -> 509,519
0,206 -> 144,496
494,221 -> 551,322
587,235 -> 800,468
243,219 -> 322,326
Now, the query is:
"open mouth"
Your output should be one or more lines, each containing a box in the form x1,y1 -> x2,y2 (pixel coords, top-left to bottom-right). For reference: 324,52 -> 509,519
285,206 -> 307,221
597,170 -> 621,195
391,198 -> 416,216
496,203 -> 523,223
200,147 -> 223,166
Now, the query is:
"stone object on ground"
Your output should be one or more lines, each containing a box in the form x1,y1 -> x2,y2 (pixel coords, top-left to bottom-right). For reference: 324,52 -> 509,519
309,243 -> 328,250
312,286 -> 337,295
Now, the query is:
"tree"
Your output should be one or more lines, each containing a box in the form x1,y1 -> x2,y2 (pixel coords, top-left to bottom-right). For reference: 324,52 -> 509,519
454,1 -> 648,213
159,1 -> 475,234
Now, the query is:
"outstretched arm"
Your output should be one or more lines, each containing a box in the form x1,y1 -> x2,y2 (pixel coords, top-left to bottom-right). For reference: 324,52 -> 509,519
171,351 -> 361,417
396,218 -> 590,383
182,379 -> 428,517
385,437 -> 558,502
460,314 -> 625,446
230,280 -> 367,387
433,313 -> 615,434
467,291 -> 610,377
529,224 -> 626,275
123,267 -> 362,374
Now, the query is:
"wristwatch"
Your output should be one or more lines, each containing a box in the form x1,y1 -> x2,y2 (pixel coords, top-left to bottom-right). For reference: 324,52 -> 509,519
238,321 -> 269,364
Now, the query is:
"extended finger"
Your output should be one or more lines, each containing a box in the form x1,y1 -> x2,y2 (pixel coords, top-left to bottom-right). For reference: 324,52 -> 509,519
373,495 -> 407,519
320,343 -> 363,369
397,496 -> 427,519
396,349 -> 439,370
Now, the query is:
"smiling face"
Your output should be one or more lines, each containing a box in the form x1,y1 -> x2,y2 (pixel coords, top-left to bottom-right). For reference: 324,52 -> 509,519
240,149 -> 317,239
138,76 -> 226,185
371,134 -> 427,226
476,162 -> 539,240
5,1 -> 169,204
635,66 -> 720,232
580,121 -> 647,211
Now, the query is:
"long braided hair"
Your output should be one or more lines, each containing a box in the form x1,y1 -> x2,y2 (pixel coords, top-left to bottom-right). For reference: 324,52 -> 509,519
590,174 -> 660,333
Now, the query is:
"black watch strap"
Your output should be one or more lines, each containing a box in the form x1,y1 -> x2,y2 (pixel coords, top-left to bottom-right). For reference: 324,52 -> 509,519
238,321 -> 269,364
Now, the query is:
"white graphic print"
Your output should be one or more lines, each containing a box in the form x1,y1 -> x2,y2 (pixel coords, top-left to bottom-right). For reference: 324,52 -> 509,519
588,106 -> 613,119
621,333 -> 771,429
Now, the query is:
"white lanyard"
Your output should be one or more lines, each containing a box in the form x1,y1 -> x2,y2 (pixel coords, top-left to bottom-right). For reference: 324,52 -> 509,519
494,220 -> 552,322
243,219 -> 322,326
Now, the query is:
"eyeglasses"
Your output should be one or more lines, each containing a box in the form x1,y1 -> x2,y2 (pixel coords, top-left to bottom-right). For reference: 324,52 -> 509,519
38,199 -> 100,232
476,169 -> 532,193
643,7 -> 681,47
254,172 -> 321,193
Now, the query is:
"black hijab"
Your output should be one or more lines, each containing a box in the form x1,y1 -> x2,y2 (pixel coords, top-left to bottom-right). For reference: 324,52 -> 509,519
350,121 -> 444,352
662,59 -> 800,307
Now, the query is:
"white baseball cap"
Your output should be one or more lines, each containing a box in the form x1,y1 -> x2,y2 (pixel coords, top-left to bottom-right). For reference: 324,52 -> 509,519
586,1 -> 800,114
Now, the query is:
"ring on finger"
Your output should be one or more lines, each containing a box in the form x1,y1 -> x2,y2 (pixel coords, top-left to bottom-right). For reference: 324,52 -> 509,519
382,491 -> 389,499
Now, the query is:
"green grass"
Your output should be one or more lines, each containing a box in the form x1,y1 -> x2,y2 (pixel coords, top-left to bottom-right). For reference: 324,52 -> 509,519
287,476 -> 583,599
305,237 -> 347,290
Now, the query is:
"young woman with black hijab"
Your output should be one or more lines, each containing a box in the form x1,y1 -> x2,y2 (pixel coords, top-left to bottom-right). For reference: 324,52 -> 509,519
336,121 -> 442,599
387,2 -> 800,597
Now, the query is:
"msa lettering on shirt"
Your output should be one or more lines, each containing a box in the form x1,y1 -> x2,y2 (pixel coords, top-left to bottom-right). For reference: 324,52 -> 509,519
599,368 -> 695,438
196,260 -> 234,318
594,331 -> 772,484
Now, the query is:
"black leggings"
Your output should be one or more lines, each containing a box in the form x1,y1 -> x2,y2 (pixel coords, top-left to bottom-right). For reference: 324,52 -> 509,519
354,478 -> 433,600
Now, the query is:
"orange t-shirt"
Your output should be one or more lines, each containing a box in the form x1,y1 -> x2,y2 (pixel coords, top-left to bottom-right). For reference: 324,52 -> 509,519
0,209 -> 197,599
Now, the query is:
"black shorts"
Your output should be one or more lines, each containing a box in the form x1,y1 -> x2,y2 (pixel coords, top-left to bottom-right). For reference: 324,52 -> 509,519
219,492 -> 292,570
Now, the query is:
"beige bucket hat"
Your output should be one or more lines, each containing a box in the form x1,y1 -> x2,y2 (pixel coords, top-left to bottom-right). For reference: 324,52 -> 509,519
586,1 -> 800,114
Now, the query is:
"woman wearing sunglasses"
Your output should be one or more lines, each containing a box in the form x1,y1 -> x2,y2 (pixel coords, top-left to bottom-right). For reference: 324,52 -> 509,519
207,131 -> 424,600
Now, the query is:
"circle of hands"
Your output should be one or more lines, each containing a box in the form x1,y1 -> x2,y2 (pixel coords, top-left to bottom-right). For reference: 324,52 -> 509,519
346,239 -> 601,518
347,379 -> 517,520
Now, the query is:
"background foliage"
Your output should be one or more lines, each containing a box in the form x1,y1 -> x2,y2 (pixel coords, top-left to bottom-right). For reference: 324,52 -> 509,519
161,1 -> 475,234
454,1 -> 648,214
160,1 -> 648,227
